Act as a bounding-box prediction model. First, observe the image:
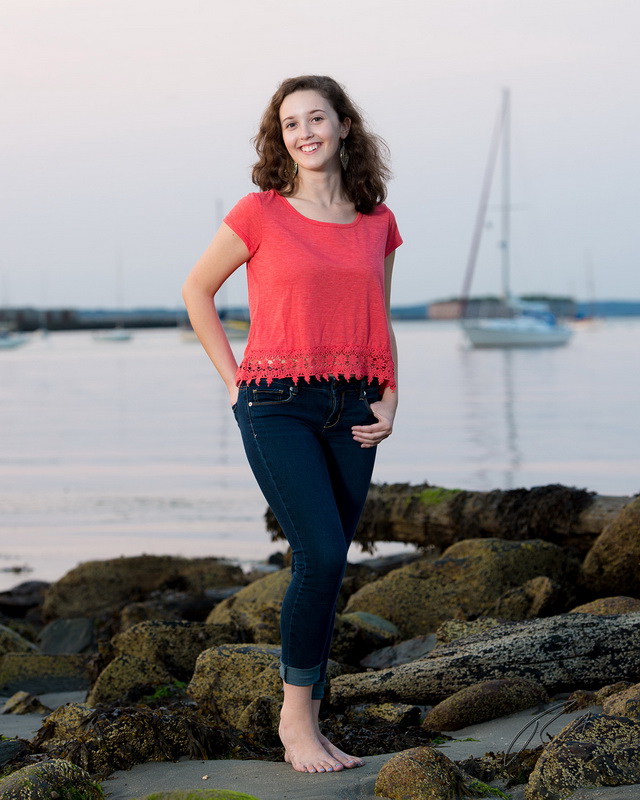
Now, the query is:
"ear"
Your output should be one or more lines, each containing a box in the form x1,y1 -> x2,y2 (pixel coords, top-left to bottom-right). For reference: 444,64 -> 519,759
341,117 -> 351,138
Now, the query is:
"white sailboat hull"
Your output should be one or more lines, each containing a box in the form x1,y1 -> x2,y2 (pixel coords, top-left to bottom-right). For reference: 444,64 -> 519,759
462,317 -> 573,348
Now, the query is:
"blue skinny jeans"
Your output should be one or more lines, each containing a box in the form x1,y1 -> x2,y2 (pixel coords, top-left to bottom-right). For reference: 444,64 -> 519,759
233,376 -> 379,699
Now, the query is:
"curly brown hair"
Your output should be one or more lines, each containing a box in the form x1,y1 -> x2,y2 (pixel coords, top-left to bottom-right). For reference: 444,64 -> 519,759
251,75 -> 391,215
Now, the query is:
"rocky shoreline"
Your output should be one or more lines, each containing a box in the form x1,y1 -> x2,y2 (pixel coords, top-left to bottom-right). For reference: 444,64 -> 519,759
1,483 -> 640,799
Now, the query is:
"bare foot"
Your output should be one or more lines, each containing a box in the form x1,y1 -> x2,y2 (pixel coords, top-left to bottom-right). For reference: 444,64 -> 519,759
317,731 -> 364,769
280,717 -> 344,774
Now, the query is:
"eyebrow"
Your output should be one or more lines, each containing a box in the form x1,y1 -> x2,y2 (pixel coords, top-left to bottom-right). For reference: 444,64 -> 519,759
281,108 -> 327,123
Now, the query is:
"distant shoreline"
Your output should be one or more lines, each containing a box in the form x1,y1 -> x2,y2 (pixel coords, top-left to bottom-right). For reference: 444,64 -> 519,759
2,299 -> 640,331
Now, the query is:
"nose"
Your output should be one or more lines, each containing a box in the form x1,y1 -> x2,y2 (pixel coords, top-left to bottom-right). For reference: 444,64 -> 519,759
299,122 -> 313,139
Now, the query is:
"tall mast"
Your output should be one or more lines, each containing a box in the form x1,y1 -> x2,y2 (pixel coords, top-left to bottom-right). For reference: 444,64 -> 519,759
501,88 -> 511,302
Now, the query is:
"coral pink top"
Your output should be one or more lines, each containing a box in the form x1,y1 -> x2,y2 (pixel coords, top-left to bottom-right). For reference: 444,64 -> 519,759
224,190 -> 402,389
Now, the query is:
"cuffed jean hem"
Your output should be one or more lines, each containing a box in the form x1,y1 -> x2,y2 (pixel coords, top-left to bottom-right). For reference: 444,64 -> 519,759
280,660 -> 325,700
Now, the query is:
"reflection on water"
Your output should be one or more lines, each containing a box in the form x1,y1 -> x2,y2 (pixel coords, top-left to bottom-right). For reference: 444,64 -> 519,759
1,320 -> 639,589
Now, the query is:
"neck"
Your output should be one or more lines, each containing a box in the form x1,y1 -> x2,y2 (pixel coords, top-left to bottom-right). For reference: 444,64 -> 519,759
292,167 -> 347,207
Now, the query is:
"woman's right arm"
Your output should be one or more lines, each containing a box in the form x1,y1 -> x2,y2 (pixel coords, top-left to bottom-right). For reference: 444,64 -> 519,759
182,223 -> 251,405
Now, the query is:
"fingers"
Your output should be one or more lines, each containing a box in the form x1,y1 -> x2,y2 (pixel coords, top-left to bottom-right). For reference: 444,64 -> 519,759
351,419 -> 393,448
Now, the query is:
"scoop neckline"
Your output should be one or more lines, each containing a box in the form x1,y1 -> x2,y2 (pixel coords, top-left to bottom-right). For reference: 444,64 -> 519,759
275,192 -> 362,228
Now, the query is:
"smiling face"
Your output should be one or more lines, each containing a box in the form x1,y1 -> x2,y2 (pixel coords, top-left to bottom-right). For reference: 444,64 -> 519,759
279,89 -> 350,174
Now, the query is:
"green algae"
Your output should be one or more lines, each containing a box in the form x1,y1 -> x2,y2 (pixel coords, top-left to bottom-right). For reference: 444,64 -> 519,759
417,487 -> 462,507
467,781 -> 510,798
138,791 -> 261,800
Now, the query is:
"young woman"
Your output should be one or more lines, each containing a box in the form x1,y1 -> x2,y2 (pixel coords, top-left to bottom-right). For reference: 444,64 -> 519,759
182,75 -> 401,775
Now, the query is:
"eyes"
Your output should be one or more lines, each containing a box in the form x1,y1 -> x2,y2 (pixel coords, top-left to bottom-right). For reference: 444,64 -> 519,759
283,116 -> 325,130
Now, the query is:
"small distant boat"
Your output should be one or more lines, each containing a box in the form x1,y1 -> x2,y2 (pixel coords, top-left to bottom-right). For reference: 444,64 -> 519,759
462,304 -> 573,348
460,89 -> 573,349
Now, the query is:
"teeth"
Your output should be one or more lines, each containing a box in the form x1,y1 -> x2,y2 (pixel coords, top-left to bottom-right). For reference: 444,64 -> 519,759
301,144 -> 319,153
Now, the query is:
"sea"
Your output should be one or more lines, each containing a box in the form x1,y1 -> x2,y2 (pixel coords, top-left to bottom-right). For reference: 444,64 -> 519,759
1,319 -> 638,593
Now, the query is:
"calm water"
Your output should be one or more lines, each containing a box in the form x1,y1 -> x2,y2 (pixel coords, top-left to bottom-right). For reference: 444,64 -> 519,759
1,320 -> 638,591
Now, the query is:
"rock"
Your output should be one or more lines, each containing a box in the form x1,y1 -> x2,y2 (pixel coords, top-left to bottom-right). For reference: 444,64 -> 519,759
581,496 -> 640,597
435,617 -> 504,646
346,702 -> 421,727
88,620 -> 239,705
331,612 -> 399,665
330,612 -> 640,706
346,538 -> 577,638
0,759 -> 103,799
87,653 -> 175,705
33,703 -> 234,776
236,695 -> 281,736
566,682 -> 633,711
206,569 -> 291,642
374,746 -> 478,799
132,792 -> 261,800
343,482 -> 618,554
360,634 -> 437,670
492,576 -> 566,619
525,713 -> 640,800
37,617 -> 97,653
121,588 -> 243,630
602,683 -> 640,720
0,690 -> 51,715
113,620 -> 238,680
43,555 -> 247,619
0,623 -> 40,657
423,678 -> 549,731
0,653 -> 90,694
0,738 -> 30,769
0,581 -> 49,618
570,596 -> 640,615
187,643 -> 282,727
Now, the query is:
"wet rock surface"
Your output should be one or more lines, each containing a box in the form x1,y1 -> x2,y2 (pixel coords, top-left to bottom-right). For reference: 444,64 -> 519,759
1,489 -> 640,799
330,612 -> 640,706
423,678 -> 549,731
344,538 -> 578,638
526,713 -> 640,800
581,495 -> 640,596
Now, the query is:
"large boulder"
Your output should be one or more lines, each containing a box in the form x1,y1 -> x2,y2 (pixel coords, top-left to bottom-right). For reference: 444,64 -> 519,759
88,620 -> 238,704
374,746 -> 480,799
111,620 -> 238,680
331,612 -> 640,706
602,684 -> 640,720
188,643 -> 282,728
0,653 -> 90,694
581,496 -> 640,597
0,624 -> 39,657
206,569 -> 291,642
526,714 -> 640,800
0,759 -> 103,799
87,653 -> 174,705
345,538 -> 577,638
43,555 -> 247,619
423,678 -> 549,731
570,596 -> 640,615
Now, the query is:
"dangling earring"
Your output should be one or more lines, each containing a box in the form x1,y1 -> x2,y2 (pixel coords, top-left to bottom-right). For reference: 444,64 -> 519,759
291,160 -> 298,178
339,140 -> 349,170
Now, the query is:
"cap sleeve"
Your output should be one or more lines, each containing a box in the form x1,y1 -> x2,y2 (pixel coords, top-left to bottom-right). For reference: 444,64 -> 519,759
223,193 -> 263,257
385,208 -> 403,257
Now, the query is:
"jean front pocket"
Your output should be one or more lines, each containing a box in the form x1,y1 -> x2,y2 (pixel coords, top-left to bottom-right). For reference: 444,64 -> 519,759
249,381 -> 297,406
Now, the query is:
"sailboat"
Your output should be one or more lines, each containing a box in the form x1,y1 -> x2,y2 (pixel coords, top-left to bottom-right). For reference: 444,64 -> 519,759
461,90 -> 573,348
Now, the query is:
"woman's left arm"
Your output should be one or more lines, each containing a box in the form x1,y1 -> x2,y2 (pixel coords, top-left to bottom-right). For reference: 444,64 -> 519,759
351,251 -> 398,448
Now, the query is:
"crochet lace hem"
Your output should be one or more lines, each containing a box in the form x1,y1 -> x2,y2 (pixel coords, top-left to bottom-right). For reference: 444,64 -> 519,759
236,347 -> 396,391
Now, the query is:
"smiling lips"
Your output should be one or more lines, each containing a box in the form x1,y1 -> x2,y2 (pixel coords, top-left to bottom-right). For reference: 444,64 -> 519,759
300,143 -> 320,153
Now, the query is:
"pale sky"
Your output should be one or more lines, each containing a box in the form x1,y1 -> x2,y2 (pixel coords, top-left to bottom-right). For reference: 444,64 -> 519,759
2,0 -> 639,309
